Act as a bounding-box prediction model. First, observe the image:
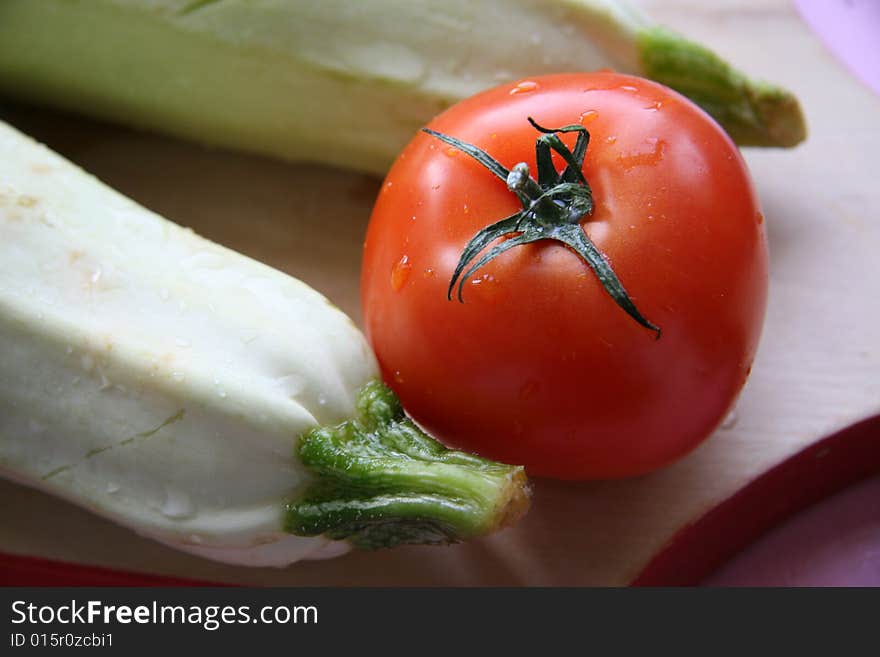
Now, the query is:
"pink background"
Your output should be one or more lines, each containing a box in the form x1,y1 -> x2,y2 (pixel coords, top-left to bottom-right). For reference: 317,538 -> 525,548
706,475 -> 880,586
795,0 -> 880,96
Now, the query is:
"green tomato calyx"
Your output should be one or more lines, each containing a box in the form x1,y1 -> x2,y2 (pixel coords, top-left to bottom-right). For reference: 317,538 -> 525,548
422,118 -> 660,337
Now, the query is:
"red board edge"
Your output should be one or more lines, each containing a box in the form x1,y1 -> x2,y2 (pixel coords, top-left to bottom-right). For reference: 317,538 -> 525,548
0,552 -> 225,587
632,414 -> 880,586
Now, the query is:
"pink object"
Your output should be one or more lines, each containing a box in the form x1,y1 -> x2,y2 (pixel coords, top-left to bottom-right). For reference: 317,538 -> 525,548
795,0 -> 880,97
704,474 -> 880,586
635,418 -> 880,586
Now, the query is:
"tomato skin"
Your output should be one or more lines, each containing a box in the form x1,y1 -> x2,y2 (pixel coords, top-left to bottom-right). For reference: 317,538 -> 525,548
361,72 -> 768,480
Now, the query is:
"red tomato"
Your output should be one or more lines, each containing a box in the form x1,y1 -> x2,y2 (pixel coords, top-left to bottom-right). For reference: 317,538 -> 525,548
361,72 -> 768,480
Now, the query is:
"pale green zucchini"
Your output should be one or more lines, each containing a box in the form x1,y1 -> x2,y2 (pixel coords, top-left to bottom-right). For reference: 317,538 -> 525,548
0,0 -> 805,176
0,120 -> 529,566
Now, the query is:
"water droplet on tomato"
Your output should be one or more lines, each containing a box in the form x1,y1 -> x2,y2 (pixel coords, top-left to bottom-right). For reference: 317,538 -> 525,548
518,379 -> 540,400
620,85 -> 638,92
579,110 -> 599,124
423,267 -> 436,278
393,370 -> 405,383
510,80 -> 540,95
445,147 -> 459,157
644,100 -> 663,111
605,135 -> 617,144
391,255 -> 412,291
469,273 -> 501,302
616,137 -> 667,170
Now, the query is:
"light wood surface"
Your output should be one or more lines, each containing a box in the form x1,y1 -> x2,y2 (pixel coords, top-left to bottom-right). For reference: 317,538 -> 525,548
1,0 -> 878,585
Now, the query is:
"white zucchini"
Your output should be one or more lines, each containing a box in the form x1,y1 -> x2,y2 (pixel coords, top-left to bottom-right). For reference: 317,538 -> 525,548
0,120 -> 529,566
0,0 -> 805,176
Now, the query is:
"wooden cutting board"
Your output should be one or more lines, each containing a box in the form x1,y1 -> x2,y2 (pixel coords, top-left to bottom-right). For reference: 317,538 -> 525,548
1,0 -> 878,586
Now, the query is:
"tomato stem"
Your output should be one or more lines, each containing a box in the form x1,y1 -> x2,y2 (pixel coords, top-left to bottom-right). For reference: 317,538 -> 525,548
422,120 -> 661,337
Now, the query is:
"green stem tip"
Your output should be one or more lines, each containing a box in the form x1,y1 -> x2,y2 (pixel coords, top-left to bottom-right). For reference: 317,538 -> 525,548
638,26 -> 807,148
285,380 -> 530,550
